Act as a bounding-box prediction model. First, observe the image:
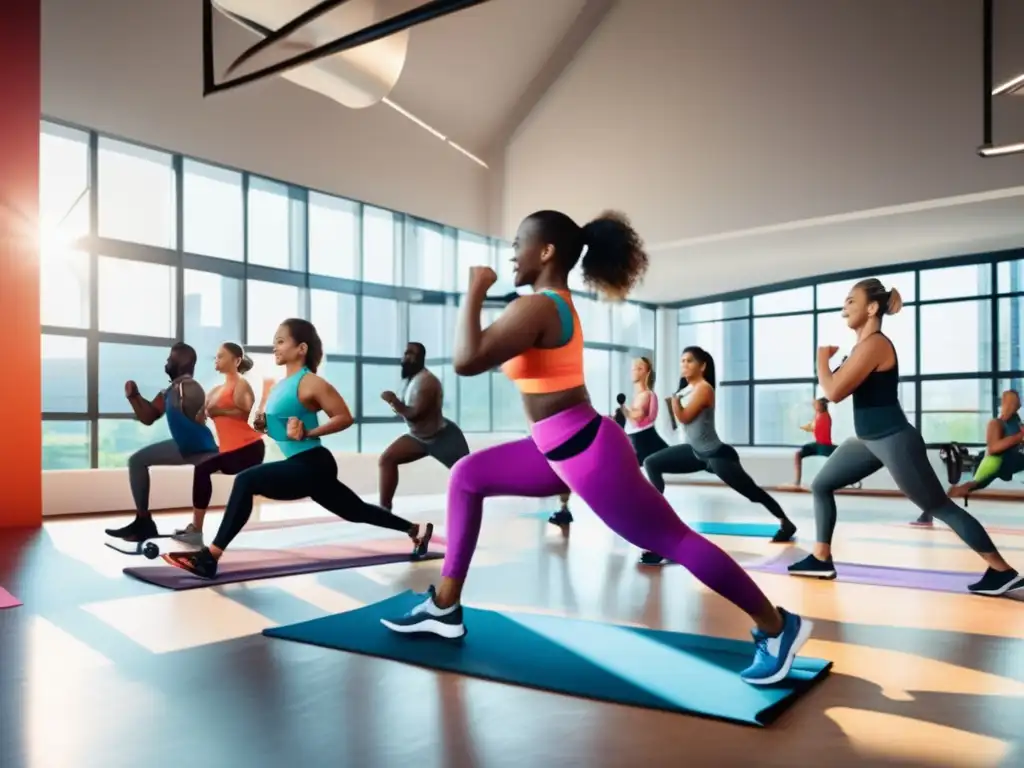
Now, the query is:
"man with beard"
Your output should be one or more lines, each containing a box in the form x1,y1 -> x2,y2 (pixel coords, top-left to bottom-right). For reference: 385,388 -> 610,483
105,343 -> 220,542
378,342 -> 470,511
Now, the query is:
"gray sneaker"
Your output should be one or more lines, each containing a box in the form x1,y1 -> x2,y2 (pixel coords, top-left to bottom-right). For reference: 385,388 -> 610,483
171,523 -> 204,547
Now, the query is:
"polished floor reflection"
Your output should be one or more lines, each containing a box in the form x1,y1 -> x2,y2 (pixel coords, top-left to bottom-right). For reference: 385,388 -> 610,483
2,486 -> 1023,768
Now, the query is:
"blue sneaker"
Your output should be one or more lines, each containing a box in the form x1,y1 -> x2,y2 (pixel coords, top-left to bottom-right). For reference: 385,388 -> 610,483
380,586 -> 466,639
740,607 -> 813,686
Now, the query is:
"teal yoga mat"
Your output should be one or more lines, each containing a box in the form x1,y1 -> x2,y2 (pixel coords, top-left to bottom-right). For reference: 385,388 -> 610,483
691,522 -> 786,538
263,591 -> 831,727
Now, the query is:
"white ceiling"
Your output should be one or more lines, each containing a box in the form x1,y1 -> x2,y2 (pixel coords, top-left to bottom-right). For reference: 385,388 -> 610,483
635,188 -> 1024,303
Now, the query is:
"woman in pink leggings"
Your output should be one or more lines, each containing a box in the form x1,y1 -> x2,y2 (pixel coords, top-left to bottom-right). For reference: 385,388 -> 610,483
381,209 -> 814,685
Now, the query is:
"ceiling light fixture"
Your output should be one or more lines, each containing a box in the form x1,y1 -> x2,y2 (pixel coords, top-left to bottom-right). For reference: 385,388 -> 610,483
381,96 -> 489,168
993,73 -> 1024,96
978,141 -> 1024,157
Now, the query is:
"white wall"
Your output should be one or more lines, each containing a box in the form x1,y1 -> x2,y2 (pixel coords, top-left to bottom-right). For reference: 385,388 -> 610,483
502,0 -> 1024,247
41,0 -> 488,234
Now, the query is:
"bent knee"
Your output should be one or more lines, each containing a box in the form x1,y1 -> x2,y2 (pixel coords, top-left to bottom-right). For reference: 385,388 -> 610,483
449,454 -> 486,494
809,475 -> 835,496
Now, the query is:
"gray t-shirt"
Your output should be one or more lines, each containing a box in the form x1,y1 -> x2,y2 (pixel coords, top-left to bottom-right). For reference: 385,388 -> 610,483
402,368 -> 445,439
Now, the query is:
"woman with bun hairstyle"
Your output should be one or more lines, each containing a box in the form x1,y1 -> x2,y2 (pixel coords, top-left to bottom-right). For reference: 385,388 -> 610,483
171,342 -> 266,545
788,279 -> 1024,597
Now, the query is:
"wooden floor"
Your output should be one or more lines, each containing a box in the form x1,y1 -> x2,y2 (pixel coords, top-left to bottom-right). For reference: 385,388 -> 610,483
2,487 -> 1024,768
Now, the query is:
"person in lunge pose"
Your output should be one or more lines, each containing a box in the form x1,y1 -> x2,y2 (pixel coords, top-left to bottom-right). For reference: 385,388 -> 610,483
789,398 -> 837,488
380,209 -> 814,686
171,342 -> 266,546
377,341 -> 470,512
638,346 -> 797,564
788,279 -> 1023,596
162,319 -> 433,579
105,343 -> 219,543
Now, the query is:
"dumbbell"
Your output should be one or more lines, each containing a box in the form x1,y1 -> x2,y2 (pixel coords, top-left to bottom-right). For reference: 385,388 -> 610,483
616,393 -> 626,406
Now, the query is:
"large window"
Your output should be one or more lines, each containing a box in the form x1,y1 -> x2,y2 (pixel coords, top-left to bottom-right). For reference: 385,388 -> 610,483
36,120 -> 660,466
676,259 -> 1016,447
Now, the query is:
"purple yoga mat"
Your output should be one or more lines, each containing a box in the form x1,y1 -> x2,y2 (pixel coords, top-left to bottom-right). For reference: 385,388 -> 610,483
124,539 -> 444,591
746,549 -> 1024,599
0,587 -> 21,609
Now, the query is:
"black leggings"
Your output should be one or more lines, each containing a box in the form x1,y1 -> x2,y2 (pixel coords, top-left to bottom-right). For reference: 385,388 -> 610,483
212,446 -> 416,550
643,443 -> 788,521
192,440 -> 266,509
629,428 -> 669,465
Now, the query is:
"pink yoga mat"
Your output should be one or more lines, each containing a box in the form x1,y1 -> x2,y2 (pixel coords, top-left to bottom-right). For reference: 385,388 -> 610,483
746,549 -> 1024,600
0,587 -> 22,609
124,538 -> 444,591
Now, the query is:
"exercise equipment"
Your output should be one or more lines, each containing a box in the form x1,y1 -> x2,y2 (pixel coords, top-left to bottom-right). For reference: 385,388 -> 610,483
263,590 -> 832,727
105,533 -> 180,559
123,538 -> 443,590
938,442 -> 979,485
747,549 -> 1024,598
691,522 -> 793,539
613,392 -> 627,428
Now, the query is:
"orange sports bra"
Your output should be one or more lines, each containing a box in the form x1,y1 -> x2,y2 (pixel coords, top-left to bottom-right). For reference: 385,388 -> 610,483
500,289 -> 585,394
211,381 -> 263,453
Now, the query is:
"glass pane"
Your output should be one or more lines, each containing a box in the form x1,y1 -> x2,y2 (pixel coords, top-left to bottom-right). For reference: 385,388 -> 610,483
184,270 -> 244,390
575,296 -> 612,343
40,247 -> 89,328
99,342 -> 173,414
816,308 -> 917,376
247,177 -> 305,270
361,363 -> 403,418
919,300 -> 992,374
308,191 -> 359,279
40,122 -> 89,242
919,264 -> 992,301
752,286 -> 813,315
495,243 -> 515,293
97,138 -> 176,248
678,299 -> 749,324
456,232 -> 493,292
359,422 -> 407,453
247,353 -> 287,386
98,417 -> 172,468
319,360 -> 358,452
98,257 -> 176,337
998,296 -> 1024,371
42,420 -> 91,470
362,206 -> 397,285
997,259 -> 1024,294
584,348 -> 611,413
407,303 -> 447,359
491,372 -> 525,431
920,379 -> 993,443
611,302 -> 656,348
183,160 -> 243,261
816,271 -> 916,310
310,290 -> 358,355
610,351 -> 637,407
753,315 -> 813,380
678,319 -> 750,382
717,384 -> 750,445
458,373 -> 491,431
246,281 -> 303,347
42,335 -> 87,412
403,220 -> 451,291
361,296 -> 404,358
438,363 -> 458,417
753,383 -> 816,444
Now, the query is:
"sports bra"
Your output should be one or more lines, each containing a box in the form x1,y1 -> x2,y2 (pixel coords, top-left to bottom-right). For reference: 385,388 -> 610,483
500,289 -> 585,395
624,391 -> 658,434
211,381 -> 263,454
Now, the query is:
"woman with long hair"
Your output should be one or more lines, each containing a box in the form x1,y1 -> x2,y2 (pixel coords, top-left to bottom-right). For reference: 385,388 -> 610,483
163,319 -> 434,579
620,356 -> 670,464
171,342 -> 266,545
380,210 -> 813,686
788,279 -> 1022,596
638,346 -> 797,564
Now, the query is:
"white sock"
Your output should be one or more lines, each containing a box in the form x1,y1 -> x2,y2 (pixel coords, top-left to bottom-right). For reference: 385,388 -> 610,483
426,595 -> 458,616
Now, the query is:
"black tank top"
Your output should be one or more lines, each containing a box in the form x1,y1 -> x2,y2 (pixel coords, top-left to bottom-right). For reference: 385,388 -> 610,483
851,332 -> 909,439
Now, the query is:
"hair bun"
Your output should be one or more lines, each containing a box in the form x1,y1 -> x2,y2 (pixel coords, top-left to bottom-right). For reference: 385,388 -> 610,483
886,287 -> 903,315
238,354 -> 254,374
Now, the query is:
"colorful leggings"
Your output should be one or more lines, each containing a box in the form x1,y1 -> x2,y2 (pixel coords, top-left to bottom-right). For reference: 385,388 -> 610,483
442,402 -> 769,618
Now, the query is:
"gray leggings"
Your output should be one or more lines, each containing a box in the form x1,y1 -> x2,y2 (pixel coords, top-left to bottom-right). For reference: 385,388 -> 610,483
811,427 -> 996,553
128,439 -> 218,515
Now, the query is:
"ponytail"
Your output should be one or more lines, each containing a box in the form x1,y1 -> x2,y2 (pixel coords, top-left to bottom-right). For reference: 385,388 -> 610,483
580,211 -> 649,300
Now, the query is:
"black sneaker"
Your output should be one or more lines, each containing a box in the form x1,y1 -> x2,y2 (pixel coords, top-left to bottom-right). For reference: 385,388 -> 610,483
910,514 -> 933,528
639,550 -> 670,566
787,553 -> 837,579
772,519 -> 798,543
380,586 -> 466,639
105,516 -> 159,542
411,522 -> 434,560
161,547 -> 218,580
968,567 -> 1024,596
548,510 -> 573,526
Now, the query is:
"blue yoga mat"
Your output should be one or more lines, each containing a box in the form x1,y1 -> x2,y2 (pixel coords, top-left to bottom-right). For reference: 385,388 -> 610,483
263,591 -> 831,727
691,522 -> 786,538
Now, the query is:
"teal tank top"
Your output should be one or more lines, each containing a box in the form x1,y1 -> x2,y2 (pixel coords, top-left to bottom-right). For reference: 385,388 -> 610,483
264,367 -> 322,458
